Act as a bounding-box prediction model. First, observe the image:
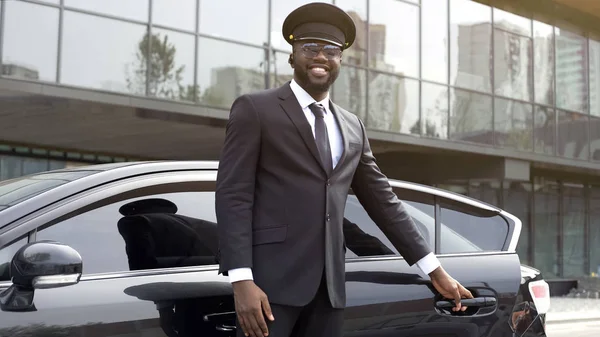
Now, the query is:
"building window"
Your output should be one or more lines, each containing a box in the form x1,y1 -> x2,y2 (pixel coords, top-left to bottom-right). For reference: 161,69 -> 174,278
3,1 -> 59,82
561,183 -> 586,277
534,179 -> 560,278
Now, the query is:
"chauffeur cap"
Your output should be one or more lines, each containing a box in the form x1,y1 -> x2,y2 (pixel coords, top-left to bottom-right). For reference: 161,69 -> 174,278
118,198 -> 178,216
282,2 -> 356,50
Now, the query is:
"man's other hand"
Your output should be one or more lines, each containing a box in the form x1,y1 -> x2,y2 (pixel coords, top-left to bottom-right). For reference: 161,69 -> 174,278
232,280 -> 275,337
429,266 -> 474,312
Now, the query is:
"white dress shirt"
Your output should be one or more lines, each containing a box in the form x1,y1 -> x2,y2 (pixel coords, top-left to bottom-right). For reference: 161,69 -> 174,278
228,79 -> 440,283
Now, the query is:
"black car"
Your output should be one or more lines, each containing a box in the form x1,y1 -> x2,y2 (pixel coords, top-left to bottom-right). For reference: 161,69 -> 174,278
0,161 -> 549,336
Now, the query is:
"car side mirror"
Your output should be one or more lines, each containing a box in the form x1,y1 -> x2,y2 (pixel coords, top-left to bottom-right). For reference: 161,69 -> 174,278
0,240 -> 83,312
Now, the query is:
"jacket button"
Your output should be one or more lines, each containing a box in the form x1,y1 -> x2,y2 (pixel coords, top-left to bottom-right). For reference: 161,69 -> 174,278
326,214 -> 331,221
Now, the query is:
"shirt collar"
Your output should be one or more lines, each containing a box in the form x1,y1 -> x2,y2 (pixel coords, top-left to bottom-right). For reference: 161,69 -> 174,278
290,79 -> 330,112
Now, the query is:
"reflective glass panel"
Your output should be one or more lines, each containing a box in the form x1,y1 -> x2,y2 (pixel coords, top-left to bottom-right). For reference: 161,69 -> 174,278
0,156 -> 22,181
332,66 -> 367,121
335,0 -> 367,67
493,27 -> 533,101
439,198 -> 509,254
589,186 -> 600,276
421,82 -> 449,139
589,39 -> 600,116
533,21 -> 555,105
367,73 -> 419,135
562,183 -> 586,278
153,0 -> 196,31
556,29 -> 588,113
271,0 -> 333,51
534,105 -> 555,155
368,0 -> 419,78
36,191 -> 218,275
533,179 -> 560,278
591,116 -> 600,161
450,0 -> 492,93
64,0 -> 148,22
344,190 -> 435,258
22,158 -> 50,176
143,29 -> 196,102
61,12 -> 147,94
422,0 -> 448,84
557,110 -> 588,160
494,98 -> 533,152
200,0 -> 268,45
197,38 -> 267,108
270,52 -> 294,89
493,8 -> 531,37
3,1 -> 59,82
449,89 -> 493,145
468,181 -> 501,206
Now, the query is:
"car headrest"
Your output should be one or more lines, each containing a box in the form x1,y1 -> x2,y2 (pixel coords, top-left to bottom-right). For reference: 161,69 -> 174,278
118,198 -> 178,216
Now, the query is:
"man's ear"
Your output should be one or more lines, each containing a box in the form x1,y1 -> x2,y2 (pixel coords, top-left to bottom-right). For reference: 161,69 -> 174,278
288,54 -> 294,68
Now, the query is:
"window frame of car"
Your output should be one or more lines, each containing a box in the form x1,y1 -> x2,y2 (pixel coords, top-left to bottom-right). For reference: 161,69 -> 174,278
344,180 -> 521,263
391,180 -> 520,254
0,169 -> 522,280
0,170 -> 221,280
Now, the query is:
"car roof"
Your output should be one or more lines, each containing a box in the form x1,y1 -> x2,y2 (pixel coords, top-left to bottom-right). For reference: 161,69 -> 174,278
61,160 -> 500,209
0,160 -> 501,229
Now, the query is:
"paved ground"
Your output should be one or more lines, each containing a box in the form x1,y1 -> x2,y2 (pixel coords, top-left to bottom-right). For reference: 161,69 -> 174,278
546,297 -> 600,323
546,320 -> 600,337
545,297 -> 600,336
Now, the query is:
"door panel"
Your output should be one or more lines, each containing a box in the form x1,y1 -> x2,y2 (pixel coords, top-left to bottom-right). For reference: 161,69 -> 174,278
0,269 -> 235,336
342,253 -> 521,337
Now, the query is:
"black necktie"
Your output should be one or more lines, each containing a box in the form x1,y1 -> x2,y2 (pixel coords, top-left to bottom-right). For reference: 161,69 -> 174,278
309,103 -> 333,175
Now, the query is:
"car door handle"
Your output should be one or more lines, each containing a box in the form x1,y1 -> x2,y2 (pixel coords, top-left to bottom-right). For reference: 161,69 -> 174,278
203,311 -> 236,322
435,296 -> 497,309
216,324 -> 236,332
204,311 -> 237,332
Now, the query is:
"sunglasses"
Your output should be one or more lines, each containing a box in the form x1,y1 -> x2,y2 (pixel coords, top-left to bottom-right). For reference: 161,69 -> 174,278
298,43 -> 342,59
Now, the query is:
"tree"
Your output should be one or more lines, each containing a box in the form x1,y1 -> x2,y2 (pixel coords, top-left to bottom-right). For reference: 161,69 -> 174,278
125,31 -> 199,101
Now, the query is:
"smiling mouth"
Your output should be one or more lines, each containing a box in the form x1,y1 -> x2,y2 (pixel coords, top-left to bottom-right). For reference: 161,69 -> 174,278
309,65 -> 329,77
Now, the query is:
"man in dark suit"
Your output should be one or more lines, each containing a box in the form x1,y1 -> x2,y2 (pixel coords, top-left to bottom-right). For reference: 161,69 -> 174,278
215,3 -> 473,337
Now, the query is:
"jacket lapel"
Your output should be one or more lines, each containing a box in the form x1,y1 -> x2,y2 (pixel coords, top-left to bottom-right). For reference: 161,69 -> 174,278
329,102 -> 349,175
278,83 -> 325,172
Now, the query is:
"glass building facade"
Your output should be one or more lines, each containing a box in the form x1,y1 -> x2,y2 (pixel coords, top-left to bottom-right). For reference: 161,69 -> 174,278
5,0 -> 600,159
3,0 -> 600,283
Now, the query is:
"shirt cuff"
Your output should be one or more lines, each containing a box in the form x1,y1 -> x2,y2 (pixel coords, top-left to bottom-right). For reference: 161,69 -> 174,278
228,268 -> 254,283
415,252 -> 441,276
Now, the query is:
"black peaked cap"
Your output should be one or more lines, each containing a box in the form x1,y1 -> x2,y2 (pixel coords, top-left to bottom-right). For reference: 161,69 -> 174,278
282,2 -> 356,50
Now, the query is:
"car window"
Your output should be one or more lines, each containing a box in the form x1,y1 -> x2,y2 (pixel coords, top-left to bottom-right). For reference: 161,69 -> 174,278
35,191 -> 218,275
0,237 -> 28,282
344,187 -> 508,258
343,188 -> 435,258
439,198 -> 508,254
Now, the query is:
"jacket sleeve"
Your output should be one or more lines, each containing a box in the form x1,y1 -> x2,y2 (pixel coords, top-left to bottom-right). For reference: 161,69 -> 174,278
349,118 -> 432,266
215,94 -> 261,275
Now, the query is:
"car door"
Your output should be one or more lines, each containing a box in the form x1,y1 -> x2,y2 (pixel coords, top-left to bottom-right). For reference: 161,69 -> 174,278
0,171 -> 237,337
341,184 -> 521,337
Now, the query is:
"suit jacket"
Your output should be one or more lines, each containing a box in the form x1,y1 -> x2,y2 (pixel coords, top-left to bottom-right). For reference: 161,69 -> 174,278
215,82 -> 431,309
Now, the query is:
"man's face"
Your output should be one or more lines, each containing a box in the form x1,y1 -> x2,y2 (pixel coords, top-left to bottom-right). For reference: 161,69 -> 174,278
291,40 -> 342,94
